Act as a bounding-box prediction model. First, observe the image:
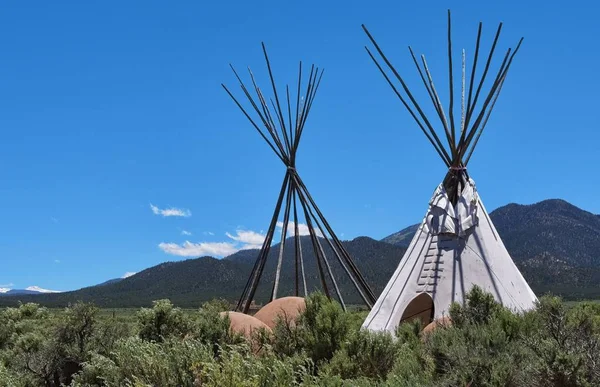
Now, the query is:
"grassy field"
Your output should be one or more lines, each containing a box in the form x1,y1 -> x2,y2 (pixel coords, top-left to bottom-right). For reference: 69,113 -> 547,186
564,298 -> 600,308
2,299 -> 598,318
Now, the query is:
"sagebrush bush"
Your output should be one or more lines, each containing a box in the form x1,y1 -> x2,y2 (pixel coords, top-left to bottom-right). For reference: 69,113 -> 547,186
193,344 -> 315,387
323,329 -> 400,380
137,299 -> 191,342
73,337 -> 214,387
190,299 -> 241,351
297,292 -> 351,365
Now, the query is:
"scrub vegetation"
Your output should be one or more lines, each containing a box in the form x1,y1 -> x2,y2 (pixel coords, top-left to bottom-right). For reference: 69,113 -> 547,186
1,287 -> 599,386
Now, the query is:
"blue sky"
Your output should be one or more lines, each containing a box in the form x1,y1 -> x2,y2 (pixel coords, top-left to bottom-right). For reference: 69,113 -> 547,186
1,0 -> 598,292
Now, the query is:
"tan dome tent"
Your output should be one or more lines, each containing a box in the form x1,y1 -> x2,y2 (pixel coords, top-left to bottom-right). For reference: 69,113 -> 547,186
422,316 -> 452,337
254,296 -> 306,329
220,311 -> 271,338
361,11 -> 537,334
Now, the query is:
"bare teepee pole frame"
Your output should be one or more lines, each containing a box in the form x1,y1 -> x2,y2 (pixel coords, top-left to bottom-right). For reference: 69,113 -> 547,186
362,10 -> 523,204
222,43 -> 376,314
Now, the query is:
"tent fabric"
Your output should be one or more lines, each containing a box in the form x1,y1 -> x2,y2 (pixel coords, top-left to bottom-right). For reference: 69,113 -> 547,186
425,178 -> 479,237
362,178 -> 537,333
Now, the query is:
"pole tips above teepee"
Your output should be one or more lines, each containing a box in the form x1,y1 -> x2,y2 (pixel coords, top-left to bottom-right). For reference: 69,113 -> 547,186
362,10 -> 524,171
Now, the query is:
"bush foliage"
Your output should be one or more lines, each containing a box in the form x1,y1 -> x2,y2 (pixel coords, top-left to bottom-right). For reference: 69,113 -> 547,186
1,287 -> 600,386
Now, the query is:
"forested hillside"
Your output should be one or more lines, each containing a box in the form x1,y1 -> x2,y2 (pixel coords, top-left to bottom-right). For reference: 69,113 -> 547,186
0,237 -> 405,308
1,199 -> 599,308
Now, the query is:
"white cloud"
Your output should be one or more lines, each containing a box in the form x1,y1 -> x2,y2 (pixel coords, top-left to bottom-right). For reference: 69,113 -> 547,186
226,230 -> 265,250
25,286 -> 61,293
150,203 -> 191,217
0,288 -> 10,293
226,230 -> 265,247
159,241 -> 239,258
159,228 -> 265,258
158,222 -> 326,260
122,272 -> 136,278
181,230 -> 192,236
276,221 -> 324,238
203,231 -> 215,236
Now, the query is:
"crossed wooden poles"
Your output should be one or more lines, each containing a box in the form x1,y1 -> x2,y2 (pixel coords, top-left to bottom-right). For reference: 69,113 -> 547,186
222,44 -> 376,313
222,10 -> 524,313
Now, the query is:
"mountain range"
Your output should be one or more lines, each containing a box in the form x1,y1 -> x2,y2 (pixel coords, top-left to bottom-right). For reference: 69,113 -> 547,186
0,286 -> 61,296
0,198 -> 598,308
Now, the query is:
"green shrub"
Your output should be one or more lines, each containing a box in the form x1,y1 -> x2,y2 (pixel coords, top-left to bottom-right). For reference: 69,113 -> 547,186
92,316 -> 132,356
297,292 -> 351,365
0,362 -> 26,387
271,310 -> 304,357
387,343 -> 434,387
137,299 -> 191,342
449,285 -> 502,327
193,345 -> 314,387
523,295 -> 600,386
190,299 -> 240,351
57,302 -> 99,359
73,337 -> 214,387
323,329 -> 399,380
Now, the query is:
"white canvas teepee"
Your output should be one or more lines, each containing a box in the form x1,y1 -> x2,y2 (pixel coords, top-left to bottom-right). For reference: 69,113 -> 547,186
361,11 -> 537,332
362,178 -> 537,332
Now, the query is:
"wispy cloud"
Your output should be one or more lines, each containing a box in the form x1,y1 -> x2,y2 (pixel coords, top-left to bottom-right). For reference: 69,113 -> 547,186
150,204 -> 191,218
159,241 -> 240,257
181,230 -> 192,236
159,221 -> 326,259
122,272 -> 136,279
54,259 -> 61,264
0,283 -> 14,288
51,217 -> 59,224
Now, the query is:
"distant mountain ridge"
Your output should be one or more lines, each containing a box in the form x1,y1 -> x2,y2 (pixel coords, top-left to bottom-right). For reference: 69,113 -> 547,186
0,237 -> 404,307
95,278 -> 123,287
0,286 -> 61,296
1,198 -> 599,307
381,224 -> 419,248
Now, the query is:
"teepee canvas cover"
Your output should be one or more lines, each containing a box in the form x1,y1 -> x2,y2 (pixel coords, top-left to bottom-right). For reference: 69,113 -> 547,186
361,12 -> 537,332
363,178 -> 537,331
